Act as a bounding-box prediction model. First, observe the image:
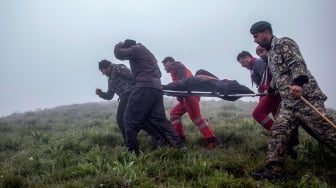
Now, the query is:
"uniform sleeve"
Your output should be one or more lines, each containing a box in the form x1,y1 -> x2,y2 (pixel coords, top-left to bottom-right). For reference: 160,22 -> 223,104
99,87 -> 115,100
280,38 -> 308,86
114,42 -> 136,60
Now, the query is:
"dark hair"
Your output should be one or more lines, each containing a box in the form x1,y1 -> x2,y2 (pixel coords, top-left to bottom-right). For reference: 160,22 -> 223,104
162,56 -> 175,63
98,59 -> 112,70
236,51 -> 252,61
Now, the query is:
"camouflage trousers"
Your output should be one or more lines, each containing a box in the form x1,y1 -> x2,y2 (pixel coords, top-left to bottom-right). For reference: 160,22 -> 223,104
266,99 -> 336,167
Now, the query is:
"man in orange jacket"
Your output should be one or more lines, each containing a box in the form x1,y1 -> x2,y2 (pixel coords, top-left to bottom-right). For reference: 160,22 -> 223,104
162,56 -> 218,150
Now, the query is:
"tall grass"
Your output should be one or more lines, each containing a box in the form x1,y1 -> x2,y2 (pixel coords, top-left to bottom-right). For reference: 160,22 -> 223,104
0,99 -> 335,187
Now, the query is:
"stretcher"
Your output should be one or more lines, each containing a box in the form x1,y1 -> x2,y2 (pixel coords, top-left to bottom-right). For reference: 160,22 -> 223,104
163,90 -> 265,101
161,70 -> 263,101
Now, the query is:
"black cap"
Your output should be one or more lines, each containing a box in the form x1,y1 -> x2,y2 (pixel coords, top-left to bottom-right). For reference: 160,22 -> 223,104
98,59 -> 111,70
250,21 -> 271,34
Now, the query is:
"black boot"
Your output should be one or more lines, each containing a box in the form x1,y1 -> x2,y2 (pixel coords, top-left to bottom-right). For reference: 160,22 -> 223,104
252,162 -> 283,181
206,137 -> 218,150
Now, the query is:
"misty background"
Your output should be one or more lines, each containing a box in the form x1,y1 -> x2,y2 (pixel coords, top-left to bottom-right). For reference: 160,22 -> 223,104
1,0 -> 335,117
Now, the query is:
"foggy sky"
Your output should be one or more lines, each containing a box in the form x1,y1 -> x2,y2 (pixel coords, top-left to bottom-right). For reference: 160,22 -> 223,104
1,0 -> 335,117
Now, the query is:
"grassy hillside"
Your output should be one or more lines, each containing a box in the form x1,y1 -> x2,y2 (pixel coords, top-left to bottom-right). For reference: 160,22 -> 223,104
0,98 -> 335,188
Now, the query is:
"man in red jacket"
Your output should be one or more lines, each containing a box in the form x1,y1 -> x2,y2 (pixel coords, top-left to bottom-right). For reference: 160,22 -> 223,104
162,56 -> 218,150
252,46 -> 282,131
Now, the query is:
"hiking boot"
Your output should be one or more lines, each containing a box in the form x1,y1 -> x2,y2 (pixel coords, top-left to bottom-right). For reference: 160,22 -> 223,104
252,170 -> 282,181
252,162 -> 283,181
206,137 -> 218,150
207,142 -> 216,150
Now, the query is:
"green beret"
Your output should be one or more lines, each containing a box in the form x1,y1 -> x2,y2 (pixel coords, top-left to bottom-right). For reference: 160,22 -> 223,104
250,21 -> 271,34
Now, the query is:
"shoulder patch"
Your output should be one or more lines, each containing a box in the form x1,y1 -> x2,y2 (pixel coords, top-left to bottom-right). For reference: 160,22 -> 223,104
282,45 -> 289,53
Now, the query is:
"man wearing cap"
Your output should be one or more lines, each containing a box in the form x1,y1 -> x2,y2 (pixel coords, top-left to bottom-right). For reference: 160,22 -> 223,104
96,59 -> 167,149
114,39 -> 185,155
249,21 -> 336,180
161,56 -> 218,150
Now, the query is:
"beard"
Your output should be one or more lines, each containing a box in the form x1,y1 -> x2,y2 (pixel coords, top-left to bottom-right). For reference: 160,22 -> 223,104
261,36 -> 273,50
259,42 -> 271,51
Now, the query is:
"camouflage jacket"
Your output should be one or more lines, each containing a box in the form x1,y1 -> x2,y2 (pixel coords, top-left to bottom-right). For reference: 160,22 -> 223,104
268,36 -> 327,109
99,64 -> 133,100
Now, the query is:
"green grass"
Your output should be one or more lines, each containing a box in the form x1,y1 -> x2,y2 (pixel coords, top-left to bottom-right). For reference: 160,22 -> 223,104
0,99 -> 335,187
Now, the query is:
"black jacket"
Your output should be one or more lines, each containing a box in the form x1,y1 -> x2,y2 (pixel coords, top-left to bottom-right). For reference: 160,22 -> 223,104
99,64 -> 133,100
114,42 -> 162,90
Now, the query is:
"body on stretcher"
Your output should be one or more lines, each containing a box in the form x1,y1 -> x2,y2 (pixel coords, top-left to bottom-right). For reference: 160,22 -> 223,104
162,89 -> 265,101
162,74 -> 260,101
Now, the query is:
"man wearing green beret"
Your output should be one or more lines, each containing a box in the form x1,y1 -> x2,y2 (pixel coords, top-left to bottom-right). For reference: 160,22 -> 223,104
249,21 -> 336,180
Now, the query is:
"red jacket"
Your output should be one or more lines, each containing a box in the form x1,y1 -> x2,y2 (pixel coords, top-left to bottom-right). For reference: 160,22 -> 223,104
169,62 -> 195,102
169,62 -> 193,82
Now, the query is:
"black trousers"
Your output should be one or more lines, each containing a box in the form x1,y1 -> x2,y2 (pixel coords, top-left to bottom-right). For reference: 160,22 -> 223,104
116,92 -> 130,142
117,92 -> 166,147
124,87 -> 184,154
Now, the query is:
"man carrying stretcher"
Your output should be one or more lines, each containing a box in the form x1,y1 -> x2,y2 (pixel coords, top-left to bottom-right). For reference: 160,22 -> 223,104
161,56 -> 218,150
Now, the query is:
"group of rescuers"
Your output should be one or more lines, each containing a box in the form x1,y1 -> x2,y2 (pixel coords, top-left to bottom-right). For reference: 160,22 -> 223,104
95,21 -> 336,181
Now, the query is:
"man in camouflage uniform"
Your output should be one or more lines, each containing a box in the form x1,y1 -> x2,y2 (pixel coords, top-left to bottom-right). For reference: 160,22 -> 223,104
96,59 -> 166,148
249,21 -> 336,180
255,45 -> 299,159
